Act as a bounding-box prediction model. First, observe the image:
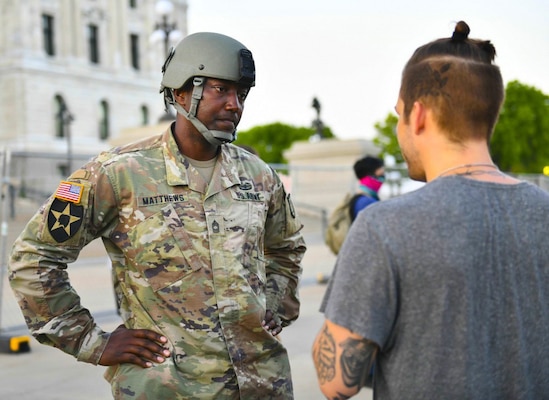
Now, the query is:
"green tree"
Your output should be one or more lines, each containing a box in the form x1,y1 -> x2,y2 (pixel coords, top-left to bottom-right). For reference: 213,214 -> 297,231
491,81 -> 549,173
372,113 -> 403,164
234,122 -> 334,164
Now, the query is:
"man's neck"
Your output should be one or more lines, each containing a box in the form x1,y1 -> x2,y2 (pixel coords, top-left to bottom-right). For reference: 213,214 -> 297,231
172,120 -> 220,161
424,137 -> 495,182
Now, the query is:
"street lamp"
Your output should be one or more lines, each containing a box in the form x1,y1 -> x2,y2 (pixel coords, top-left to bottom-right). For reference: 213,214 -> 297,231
150,0 -> 183,57
150,0 -> 183,121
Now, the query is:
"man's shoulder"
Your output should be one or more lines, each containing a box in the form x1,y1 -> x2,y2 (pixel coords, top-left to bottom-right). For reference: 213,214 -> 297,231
357,184 -> 434,227
223,144 -> 275,176
96,133 -> 164,165
375,184 -> 429,208
367,177 -> 549,219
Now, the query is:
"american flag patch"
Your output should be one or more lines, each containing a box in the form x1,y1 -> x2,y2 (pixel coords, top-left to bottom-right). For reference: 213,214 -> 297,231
55,181 -> 84,203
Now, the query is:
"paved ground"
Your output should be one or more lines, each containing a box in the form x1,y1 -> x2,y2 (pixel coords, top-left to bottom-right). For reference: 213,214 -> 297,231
0,201 -> 373,399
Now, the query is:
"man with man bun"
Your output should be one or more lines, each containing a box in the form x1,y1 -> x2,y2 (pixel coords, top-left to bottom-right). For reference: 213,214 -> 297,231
313,21 -> 549,399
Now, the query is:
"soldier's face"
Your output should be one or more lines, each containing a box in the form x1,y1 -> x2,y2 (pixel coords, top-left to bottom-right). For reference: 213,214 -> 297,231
195,79 -> 250,133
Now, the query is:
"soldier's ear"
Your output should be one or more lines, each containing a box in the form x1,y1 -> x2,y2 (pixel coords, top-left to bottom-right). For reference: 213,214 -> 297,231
173,89 -> 186,107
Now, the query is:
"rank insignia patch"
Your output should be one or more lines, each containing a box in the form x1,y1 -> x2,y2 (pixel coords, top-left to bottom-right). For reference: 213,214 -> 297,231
55,181 -> 84,203
47,198 -> 84,243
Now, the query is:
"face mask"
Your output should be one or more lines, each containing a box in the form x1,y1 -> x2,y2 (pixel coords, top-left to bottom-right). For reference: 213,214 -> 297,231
359,175 -> 385,192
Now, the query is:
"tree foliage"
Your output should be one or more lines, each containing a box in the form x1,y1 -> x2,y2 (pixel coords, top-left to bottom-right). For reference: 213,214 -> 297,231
234,122 -> 334,164
372,113 -> 403,164
491,81 -> 549,173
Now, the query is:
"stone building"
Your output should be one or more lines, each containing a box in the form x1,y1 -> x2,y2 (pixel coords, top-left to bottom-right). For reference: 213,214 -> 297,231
0,0 -> 187,197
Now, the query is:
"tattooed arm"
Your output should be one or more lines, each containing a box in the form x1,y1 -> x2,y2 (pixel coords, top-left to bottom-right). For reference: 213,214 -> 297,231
312,319 -> 378,399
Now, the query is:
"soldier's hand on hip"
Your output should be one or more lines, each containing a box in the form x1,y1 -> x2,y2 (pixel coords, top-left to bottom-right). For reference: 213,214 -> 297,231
262,309 -> 283,336
99,324 -> 171,368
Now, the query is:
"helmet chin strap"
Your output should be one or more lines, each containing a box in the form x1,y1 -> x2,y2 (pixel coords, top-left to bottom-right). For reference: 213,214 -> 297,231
171,77 -> 236,146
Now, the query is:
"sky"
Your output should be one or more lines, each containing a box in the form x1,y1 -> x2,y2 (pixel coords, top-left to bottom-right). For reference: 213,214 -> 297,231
186,0 -> 549,140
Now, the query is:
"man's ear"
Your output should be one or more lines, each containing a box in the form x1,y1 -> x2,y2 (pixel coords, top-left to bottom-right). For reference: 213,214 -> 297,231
410,101 -> 427,136
173,89 -> 186,106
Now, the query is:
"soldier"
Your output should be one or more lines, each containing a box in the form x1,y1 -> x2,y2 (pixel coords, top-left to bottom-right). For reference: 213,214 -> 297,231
9,32 -> 306,399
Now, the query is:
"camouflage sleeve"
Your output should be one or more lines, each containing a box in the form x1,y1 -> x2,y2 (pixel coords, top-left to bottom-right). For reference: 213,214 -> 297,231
8,162 -> 117,364
264,177 -> 306,327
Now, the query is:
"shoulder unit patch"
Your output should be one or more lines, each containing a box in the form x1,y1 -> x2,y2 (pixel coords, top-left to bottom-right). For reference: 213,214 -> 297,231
47,198 -> 84,243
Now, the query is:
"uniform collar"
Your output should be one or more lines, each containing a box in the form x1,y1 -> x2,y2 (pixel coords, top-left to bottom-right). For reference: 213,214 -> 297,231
162,127 -> 241,193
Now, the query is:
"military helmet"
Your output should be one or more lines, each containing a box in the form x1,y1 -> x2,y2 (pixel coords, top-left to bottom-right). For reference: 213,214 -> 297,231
161,32 -> 255,91
160,32 -> 255,146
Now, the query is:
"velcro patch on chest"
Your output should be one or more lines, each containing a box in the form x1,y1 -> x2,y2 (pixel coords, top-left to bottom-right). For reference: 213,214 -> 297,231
232,191 -> 263,202
137,194 -> 185,207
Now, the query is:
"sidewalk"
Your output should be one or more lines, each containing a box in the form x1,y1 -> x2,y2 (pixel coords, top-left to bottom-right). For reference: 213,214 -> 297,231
0,204 -> 373,399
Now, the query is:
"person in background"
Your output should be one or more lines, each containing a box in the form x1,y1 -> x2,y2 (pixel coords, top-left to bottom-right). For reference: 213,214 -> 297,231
351,155 -> 385,220
319,155 -> 385,283
312,20 -> 549,399
9,32 -> 306,399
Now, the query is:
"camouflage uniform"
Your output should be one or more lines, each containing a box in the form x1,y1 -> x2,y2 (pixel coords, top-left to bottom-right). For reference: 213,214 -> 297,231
9,127 -> 306,399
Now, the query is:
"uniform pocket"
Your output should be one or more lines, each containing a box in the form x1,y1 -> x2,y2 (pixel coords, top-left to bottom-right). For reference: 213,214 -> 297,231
123,204 -> 201,291
237,202 -> 267,294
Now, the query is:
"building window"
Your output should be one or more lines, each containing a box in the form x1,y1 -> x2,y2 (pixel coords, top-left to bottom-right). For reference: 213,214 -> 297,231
54,95 -> 66,138
99,100 -> 110,140
42,14 -> 55,56
129,0 -> 137,8
54,95 -> 73,177
141,105 -> 149,125
130,34 -> 140,70
88,24 -> 100,64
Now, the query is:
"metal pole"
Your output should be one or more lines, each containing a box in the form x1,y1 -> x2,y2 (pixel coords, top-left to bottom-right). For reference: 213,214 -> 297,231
0,148 -> 31,352
0,147 -> 11,332
66,114 -> 72,174
162,15 -> 170,57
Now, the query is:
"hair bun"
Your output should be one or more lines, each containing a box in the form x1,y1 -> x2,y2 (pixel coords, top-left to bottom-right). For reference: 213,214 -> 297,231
451,20 -> 470,41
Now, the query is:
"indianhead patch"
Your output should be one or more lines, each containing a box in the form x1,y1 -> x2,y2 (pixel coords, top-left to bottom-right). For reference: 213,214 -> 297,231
47,198 -> 84,243
55,181 -> 84,203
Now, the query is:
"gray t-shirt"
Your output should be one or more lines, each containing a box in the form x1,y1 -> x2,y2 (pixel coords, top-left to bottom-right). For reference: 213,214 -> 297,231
322,176 -> 549,399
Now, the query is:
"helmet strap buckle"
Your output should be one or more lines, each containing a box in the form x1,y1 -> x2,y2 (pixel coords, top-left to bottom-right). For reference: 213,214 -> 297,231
189,77 -> 205,117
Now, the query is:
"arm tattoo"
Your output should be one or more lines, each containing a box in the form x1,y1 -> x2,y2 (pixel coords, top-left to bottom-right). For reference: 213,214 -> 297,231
339,337 -> 376,388
313,324 -> 336,384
